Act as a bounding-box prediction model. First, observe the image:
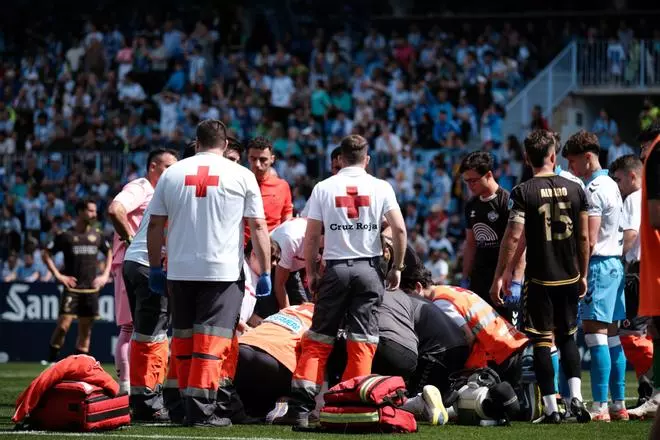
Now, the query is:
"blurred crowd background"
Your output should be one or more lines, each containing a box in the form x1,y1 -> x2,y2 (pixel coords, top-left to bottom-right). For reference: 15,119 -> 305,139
1,0 -> 659,286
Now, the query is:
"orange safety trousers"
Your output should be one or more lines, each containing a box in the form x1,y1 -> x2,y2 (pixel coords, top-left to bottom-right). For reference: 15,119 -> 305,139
621,334 -> 654,378
123,260 -> 171,416
292,259 -> 383,412
168,280 -> 243,423
130,337 -> 168,392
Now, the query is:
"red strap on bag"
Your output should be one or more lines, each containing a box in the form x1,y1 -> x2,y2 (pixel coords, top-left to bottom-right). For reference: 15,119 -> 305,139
323,375 -> 407,406
319,405 -> 417,433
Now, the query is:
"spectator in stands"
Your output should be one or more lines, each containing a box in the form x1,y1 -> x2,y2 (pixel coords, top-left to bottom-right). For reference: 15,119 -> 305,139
608,134 -> 635,166
593,108 -> 619,166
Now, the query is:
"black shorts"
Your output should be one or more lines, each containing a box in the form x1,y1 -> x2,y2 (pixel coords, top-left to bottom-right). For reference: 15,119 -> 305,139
523,281 -> 578,337
470,269 -> 518,326
59,289 -> 99,318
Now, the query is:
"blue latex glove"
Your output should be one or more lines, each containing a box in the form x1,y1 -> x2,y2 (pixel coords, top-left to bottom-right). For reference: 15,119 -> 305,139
149,267 -> 167,296
504,280 -> 523,308
256,272 -> 272,297
459,278 -> 471,289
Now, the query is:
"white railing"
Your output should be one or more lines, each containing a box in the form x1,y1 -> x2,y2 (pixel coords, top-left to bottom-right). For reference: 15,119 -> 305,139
577,39 -> 660,89
503,41 -> 578,140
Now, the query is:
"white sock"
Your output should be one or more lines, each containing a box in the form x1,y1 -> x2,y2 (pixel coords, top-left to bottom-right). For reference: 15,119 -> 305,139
542,394 -> 558,415
119,380 -> 130,394
591,401 -> 607,411
567,377 -> 583,401
613,400 -> 625,409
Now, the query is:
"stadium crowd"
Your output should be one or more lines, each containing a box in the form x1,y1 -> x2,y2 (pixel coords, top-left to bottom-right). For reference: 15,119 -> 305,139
2,4 -> 660,435
3,10 -> 651,285
0,7 -> 592,285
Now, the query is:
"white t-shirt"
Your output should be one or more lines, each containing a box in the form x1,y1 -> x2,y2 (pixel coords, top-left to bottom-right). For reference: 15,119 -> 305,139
149,152 -> 265,281
239,261 -> 258,327
621,189 -> 641,262
586,171 -> 624,257
22,198 -> 42,231
270,76 -> 295,108
271,218 -> 307,272
124,202 -> 155,267
306,166 -> 400,260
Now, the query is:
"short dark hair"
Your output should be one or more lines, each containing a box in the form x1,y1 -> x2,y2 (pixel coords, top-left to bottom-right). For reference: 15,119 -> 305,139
458,151 -> 494,175
196,119 -> 228,150
637,121 -> 660,143
524,130 -> 560,167
75,198 -> 96,214
339,134 -> 368,165
398,245 -> 433,292
183,139 -> 197,159
147,148 -> 179,171
227,136 -> 243,156
562,130 -> 600,158
330,146 -> 342,161
246,136 -> 273,152
610,154 -> 643,174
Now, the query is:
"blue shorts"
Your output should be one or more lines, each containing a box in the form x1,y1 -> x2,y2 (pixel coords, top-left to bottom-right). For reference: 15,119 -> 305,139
580,256 -> 625,324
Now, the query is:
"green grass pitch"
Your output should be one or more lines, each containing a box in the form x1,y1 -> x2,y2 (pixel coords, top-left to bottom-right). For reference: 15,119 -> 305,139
0,363 -> 652,440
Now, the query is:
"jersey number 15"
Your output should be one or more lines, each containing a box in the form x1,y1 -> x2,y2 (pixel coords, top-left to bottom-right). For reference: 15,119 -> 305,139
538,202 -> 573,242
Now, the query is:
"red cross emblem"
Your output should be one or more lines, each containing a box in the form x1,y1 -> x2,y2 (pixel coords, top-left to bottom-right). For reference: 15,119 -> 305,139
184,166 -> 219,197
335,186 -> 370,219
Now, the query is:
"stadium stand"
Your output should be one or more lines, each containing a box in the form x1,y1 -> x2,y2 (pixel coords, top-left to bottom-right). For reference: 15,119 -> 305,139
0,2 -> 659,287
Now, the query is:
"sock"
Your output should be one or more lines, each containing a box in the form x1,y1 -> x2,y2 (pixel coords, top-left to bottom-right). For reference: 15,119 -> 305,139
654,339 -> 660,390
542,394 -> 559,415
533,344 -> 556,396
119,380 -> 131,394
115,324 -> 132,384
585,333 -> 610,404
401,394 -> 425,417
48,345 -> 60,363
608,336 -> 626,403
557,334 -> 580,399
591,401 -> 608,411
73,348 -> 88,355
551,346 -> 560,393
567,377 -> 583,401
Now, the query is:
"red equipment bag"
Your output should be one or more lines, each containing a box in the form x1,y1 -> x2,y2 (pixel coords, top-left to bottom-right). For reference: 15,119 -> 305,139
319,405 -> 417,433
323,374 -> 407,406
319,375 -> 416,434
25,381 -> 130,432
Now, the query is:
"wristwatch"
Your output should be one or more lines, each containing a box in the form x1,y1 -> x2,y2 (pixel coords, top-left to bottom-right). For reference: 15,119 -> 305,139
394,264 -> 406,271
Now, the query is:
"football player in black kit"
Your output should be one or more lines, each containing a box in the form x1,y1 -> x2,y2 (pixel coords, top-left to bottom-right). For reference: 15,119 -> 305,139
460,151 -> 523,323
490,130 -> 591,424
43,198 -> 112,362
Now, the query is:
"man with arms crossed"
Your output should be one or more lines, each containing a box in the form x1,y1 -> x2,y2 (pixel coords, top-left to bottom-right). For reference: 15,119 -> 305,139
563,130 -> 627,421
491,130 -> 591,424
609,155 -> 653,406
147,120 -> 272,427
108,148 -> 178,394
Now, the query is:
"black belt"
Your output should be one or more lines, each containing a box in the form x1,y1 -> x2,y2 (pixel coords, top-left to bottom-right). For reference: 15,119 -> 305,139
325,257 -> 380,267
